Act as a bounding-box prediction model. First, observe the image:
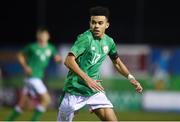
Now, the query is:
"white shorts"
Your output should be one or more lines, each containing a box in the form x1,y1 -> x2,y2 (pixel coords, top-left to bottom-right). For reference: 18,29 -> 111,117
57,92 -> 113,121
23,77 -> 47,97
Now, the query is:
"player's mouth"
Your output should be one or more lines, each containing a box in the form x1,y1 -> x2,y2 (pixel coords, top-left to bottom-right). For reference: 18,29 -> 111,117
93,30 -> 100,34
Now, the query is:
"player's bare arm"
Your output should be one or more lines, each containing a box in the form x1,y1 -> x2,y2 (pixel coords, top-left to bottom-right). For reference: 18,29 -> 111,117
64,53 -> 104,91
112,57 -> 143,93
17,52 -> 32,75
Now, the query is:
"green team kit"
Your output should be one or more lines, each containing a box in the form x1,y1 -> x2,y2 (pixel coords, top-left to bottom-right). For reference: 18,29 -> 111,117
5,42 -> 58,121
22,43 -> 58,78
64,30 -> 117,96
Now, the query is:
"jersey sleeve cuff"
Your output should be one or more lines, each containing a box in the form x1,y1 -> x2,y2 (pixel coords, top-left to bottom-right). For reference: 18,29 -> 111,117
69,51 -> 78,58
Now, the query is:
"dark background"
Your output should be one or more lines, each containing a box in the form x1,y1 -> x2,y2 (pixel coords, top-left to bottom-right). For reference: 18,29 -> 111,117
0,0 -> 180,47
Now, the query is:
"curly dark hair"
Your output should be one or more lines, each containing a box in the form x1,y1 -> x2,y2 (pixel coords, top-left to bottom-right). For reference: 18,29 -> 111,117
89,6 -> 110,20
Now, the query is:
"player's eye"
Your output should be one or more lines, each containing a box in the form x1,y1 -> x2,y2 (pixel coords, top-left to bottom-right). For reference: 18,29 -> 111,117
98,21 -> 104,25
91,21 -> 96,25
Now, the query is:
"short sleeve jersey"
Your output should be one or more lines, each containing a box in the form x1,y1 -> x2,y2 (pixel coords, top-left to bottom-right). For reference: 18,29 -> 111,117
22,42 -> 58,78
64,30 -> 117,96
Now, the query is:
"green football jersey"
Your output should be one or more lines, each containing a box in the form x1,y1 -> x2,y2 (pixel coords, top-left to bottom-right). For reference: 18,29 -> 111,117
64,30 -> 117,96
22,42 -> 58,78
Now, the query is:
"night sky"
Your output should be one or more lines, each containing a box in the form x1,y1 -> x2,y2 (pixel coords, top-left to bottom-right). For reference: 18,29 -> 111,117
0,0 -> 180,47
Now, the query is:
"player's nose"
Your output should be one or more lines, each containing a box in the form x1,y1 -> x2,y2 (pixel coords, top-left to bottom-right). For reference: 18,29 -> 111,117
95,23 -> 100,28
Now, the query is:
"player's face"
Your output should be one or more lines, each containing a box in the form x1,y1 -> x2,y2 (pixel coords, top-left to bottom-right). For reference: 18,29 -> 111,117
37,31 -> 50,45
90,16 -> 109,38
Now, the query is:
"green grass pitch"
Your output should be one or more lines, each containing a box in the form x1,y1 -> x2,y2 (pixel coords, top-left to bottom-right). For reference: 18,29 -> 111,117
1,107 -> 180,121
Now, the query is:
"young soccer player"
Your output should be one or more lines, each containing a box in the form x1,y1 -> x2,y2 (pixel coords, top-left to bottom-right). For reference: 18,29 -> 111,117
6,27 -> 61,121
57,6 -> 143,121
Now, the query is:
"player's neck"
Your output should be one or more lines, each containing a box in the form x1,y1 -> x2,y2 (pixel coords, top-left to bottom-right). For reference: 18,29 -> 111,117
38,42 -> 47,47
93,34 -> 105,40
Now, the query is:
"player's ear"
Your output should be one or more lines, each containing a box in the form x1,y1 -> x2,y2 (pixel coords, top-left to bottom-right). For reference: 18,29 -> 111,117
47,34 -> 50,40
106,22 -> 110,29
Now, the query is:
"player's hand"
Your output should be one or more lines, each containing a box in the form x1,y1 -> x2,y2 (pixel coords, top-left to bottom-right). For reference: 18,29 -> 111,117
86,79 -> 104,91
54,55 -> 62,64
130,79 -> 143,93
24,66 -> 32,76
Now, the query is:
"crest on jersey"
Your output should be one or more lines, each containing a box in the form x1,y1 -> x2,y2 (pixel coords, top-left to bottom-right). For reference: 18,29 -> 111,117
36,50 -> 41,55
103,46 -> 109,54
91,46 -> 95,51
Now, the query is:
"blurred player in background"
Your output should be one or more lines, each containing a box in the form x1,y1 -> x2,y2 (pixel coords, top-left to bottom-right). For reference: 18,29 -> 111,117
57,6 -> 143,121
5,27 -> 61,121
